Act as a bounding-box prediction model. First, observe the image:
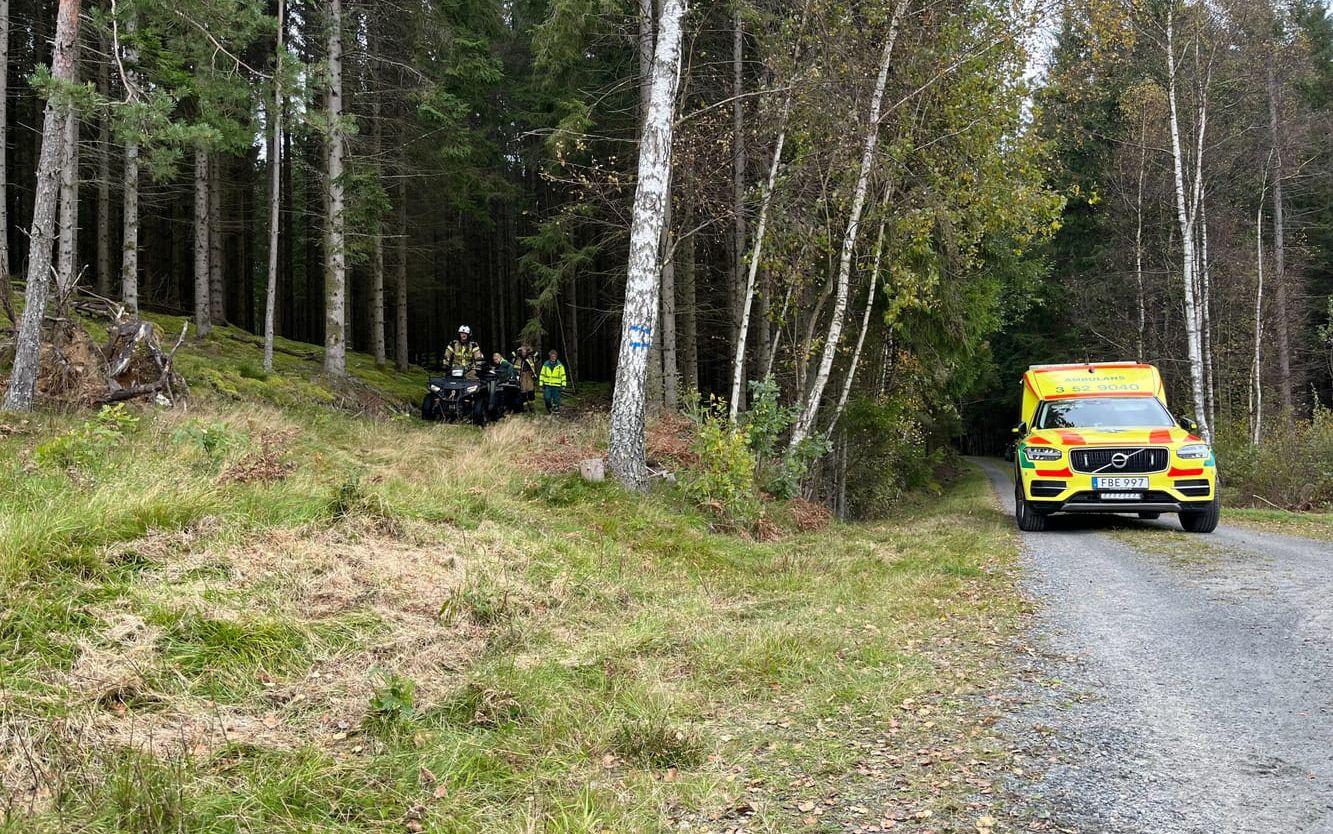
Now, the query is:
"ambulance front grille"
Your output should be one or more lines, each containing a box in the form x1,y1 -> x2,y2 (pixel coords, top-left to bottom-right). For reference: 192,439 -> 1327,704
1070,447 -> 1168,474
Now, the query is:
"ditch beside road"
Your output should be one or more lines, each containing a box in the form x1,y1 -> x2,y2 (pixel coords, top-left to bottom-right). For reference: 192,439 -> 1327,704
976,457 -> 1333,834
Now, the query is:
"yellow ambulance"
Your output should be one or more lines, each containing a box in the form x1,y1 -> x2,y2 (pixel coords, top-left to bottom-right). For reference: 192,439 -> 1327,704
1008,362 -> 1218,533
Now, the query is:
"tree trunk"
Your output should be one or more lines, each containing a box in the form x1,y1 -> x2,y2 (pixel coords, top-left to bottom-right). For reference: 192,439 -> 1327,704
0,0 -> 11,284
828,215 -> 886,431
1163,6 -> 1210,441
395,175 -> 409,371
1252,181 -> 1265,445
731,1 -> 746,396
1134,103 -> 1146,362
209,154 -> 225,323
3,0 -> 81,412
120,14 -> 140,314
788,0 -> 904,451
324,0 -> 347,376
729,89 -> 791,420
679,215 -> 698,393
96,38 -> 111,297
193,147 -> 211,337
1266,54 -> 1291,414
609,0 -> 685,489
370,96 -> 385,366
57,90 -> 79,299
1199,195 -> 1216,431
262,0 -> 284,371
638,0 -> 654,122
661,220 -> 677,410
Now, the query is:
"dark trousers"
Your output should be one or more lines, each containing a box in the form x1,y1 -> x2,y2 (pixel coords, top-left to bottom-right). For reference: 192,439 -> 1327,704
543,385 -> 562,412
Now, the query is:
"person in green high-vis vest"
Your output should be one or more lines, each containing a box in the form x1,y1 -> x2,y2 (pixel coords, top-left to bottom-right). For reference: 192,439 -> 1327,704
539,349 -> 568,414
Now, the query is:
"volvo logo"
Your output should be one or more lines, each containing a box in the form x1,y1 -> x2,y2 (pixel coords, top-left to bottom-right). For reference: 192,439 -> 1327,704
1111,452 -> 1129,468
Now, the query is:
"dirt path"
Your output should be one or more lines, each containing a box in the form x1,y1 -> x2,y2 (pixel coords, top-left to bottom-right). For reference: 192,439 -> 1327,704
974,457 -> 1333,834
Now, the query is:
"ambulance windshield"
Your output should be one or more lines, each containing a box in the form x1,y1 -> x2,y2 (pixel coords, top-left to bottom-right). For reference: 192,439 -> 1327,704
1034,397 -> 1175,430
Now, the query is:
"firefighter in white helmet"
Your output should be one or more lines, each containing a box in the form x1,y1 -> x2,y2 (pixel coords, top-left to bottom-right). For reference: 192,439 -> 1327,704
444,325 -> 483,377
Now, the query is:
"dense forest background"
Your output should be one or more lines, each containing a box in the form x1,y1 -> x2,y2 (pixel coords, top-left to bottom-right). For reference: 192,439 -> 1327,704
1,0 -> 1330,510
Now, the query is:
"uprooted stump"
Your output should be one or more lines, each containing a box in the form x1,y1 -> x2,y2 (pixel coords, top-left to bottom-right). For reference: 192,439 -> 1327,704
11,315 -> 190,408
101,318 -> 189,405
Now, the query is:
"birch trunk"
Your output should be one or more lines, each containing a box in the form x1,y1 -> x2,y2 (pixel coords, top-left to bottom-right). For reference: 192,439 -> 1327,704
209,154 -> 225,323
828,216 -> 886,430
324,0 -> 347,376
1266,54 -> 1291,414
1134,106 -> 1146,362
788,0 -> 904,451
262,0 -> 284,372
370,96 -> 385,366
395,176 -> 409,371
1163,6 -> 1210,441
96,40 -> 111,296
57,94 -> 79,299
638,0 -> 653,121
608,0 -> 685,489
193,147 -> 211,337
0,0 -> 8,285
3,0 -> 80,412
728,90 -> 790,420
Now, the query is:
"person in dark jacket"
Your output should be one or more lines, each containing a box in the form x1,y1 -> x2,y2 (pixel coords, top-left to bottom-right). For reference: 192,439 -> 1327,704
512,345 -> 538,404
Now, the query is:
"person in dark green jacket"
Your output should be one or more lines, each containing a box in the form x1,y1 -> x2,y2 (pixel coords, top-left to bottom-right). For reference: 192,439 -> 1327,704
539,349 -> 568,414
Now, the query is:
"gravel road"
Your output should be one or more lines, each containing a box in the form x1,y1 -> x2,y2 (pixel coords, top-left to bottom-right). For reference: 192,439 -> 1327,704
974,457 -> 1333,833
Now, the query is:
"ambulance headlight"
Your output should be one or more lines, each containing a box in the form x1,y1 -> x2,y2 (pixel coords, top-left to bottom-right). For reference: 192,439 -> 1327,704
1177,444 -> 1210,459
1023,447 -> 1063,462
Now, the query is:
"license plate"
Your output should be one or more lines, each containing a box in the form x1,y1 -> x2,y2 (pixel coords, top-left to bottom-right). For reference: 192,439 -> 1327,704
1093,476 -> 1148,490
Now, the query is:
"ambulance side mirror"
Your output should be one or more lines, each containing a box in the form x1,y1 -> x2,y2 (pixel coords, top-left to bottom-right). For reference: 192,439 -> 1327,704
1012,422 -> 1026,436
1178,416 -> 1199,433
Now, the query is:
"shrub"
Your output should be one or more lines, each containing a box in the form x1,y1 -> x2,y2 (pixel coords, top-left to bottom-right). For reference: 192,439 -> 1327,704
369,673 -> 417,723
681,417 -> 761,528
34,404 -> 141,470
171,420 -> 247,464
839,394 -> 939,519
1214,407 -> 1333,510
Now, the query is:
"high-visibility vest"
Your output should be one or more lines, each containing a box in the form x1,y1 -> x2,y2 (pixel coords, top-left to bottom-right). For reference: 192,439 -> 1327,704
540,361 -> 567,388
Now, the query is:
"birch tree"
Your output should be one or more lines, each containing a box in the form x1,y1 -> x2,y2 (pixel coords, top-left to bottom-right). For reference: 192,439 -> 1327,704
324,0 -> 347,377
262,0 -> 285,372
788,0 -> 905,451
828,212 -> 888,431
728,88 -> 791,420
1163,2 -> 1211,440
3,0 -> 81,412
608,0 -> 685,489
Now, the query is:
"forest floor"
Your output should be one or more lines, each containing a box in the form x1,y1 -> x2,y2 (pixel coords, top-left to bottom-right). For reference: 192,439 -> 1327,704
1,318 -> 1044,833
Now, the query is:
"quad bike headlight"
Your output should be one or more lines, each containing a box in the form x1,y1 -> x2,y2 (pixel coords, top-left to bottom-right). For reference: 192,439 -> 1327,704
1023,446 -> 1063,462
466,384 -> 480,394
429,384 -> 441,393
1177,444 -> 1210,459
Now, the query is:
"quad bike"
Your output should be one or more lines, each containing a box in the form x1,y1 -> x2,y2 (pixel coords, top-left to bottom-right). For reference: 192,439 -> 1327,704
421,365 -> 487,425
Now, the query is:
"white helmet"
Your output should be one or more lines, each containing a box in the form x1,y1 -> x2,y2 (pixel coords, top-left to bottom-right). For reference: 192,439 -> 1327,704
457,325 -> 472,335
